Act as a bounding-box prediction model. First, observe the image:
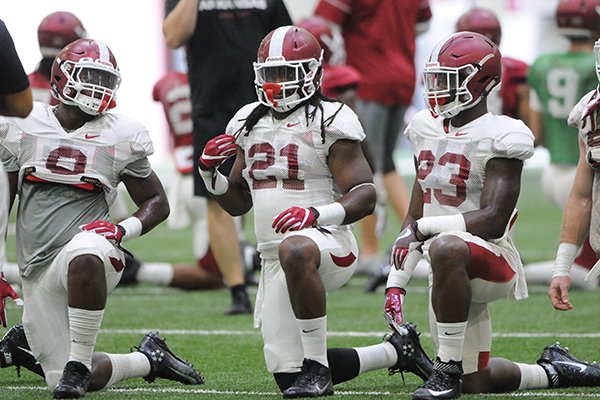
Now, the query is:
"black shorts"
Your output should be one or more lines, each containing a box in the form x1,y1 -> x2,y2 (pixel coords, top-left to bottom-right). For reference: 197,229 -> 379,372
192,111 -> 236,198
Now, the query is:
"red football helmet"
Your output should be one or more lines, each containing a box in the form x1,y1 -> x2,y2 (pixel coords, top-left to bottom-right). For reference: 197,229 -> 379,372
455,7 -> 502,46
555,0 -> 600,39
423,32 -> 501,118
254,26 -> 323,112
51,38 -> 121,116
297,16 -> 345,66
37,11 -> 87,58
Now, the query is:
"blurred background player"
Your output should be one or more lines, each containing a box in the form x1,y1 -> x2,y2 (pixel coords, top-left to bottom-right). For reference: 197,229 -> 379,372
314,0 -> 432,277
116,69 -> 259,290
524,0 -> 600,290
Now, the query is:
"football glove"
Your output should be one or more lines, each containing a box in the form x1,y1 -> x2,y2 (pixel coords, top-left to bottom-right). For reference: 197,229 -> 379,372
80,220 -> 125,244
384,287 -> 406,330
0,274 -> 24,327
199,134 -> 238,170
390,223 -> 423,270
272,206 -> 319,234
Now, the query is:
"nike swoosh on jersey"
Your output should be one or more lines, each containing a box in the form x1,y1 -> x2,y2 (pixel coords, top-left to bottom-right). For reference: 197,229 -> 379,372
287,122 -> 300,128
454,131 -> 468,137
330,251 -> 356,268
84,134 -> 100,139
554,361 -> 587,372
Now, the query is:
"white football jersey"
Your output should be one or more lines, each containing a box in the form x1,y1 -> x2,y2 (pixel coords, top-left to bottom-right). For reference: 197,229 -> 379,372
229,101 -> 365,254
0,102 -> 153,206
405,110 -> 534,218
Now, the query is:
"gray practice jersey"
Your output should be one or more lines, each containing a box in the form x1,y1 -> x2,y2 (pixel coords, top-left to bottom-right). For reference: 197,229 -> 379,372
0,102 -> 154,277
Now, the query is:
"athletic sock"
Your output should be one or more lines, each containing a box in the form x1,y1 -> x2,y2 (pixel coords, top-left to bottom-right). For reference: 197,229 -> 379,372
68,307 -> 104,371
297,316 -> 328,367
104,352 -> 151,388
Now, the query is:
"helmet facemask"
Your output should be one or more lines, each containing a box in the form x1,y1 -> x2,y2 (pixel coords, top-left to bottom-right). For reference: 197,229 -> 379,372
595,39 -> 600,84
58,57 -> 121,116
423,63 -> 478,118
254,55 -> 322,113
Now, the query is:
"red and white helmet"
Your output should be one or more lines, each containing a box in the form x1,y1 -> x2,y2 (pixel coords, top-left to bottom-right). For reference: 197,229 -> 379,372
51,38 -> 121,116
297,16 -> 346,66
555,0 -> 600,39
254,26 -> 323,112
38,11 -> 87,58
423,32 -> 501,118
455,7 -> 502,46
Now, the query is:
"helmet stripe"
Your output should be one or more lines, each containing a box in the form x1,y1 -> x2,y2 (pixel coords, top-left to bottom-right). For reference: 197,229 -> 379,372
96,40 -> 110,62
268,26 -> 291,58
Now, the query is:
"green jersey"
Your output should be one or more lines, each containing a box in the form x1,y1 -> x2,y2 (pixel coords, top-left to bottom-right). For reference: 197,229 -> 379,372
528,51 -> 597,165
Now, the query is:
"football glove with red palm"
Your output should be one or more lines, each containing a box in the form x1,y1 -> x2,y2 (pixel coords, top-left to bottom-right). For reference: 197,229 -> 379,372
383,287 -> 406,332
199,134 -> 238,170
0,274 -> 24,327
80,220 -> 125,244
272,206 -> 319,234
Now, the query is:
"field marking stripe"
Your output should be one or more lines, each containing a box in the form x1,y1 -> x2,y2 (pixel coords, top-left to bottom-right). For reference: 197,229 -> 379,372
4,386 -> 600,397
99,329 -> 600,338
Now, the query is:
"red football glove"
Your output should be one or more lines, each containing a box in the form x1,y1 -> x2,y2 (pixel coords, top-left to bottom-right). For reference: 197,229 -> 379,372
272,206 -> 319,234
383,287 -> 406,331
390,223 -> 423,270
199,134 -> 238,170
80,220 -> 124,244
0,274 -> 24,327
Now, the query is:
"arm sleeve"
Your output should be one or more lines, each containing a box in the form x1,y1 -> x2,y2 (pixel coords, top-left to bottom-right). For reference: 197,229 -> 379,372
315,0 -> 351,26
0,20 -> 30,95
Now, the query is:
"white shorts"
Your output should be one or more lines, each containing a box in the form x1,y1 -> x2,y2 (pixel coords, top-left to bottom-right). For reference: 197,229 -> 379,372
256,227 -> 358,373
423,231 -> 526,374
21,232 -> 124,388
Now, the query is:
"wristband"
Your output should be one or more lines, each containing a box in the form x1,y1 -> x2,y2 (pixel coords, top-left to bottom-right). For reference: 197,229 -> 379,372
386,257 -> 420,289
417,214 -> 466,236
314,202 -> 346,226
118,216 -> 143,241
552,242 -> 579,278
198,167 -> 229,196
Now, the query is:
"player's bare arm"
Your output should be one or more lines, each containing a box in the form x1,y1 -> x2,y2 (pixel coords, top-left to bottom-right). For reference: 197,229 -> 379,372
327,139 -> 376,223
462,157 -> 523,240
121,171 -> 170,233
163,0 -> 199,48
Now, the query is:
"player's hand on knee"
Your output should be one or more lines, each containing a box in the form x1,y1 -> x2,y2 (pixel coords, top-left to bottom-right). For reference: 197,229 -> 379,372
384,287 -> 405,327
80,220 -> 124,244
199,134 -> 238,170
272,206 -> 318,234
0,274 -> 24,327
390,223 -> 423,270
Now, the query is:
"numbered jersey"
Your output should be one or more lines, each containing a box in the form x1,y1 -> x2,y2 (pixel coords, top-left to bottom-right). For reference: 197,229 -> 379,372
528,51 -> 596,165
405,110 -> 534,218
0,102 -> 154,276
230,101 -> 365,254
152,72 -> 193,174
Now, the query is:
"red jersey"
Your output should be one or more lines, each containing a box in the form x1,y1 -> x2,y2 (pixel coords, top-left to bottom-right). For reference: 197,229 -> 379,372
28,70 -> 57,105
315,0 -> 432,106
322,64 -> 361,98
500,56 -> 528,119
152,72 -> 194,174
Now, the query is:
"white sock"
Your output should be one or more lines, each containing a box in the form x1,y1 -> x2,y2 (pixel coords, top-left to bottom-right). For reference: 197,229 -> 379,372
436,321 -> 467,363
297,316 -> 328,367
68,307 -> 104,371
354,341 -> 397,374
137,263 -> 174,285
516,363 -> 549,390
104,352 -> 151,388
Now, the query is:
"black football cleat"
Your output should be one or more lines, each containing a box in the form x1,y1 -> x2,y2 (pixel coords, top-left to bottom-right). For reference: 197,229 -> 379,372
282,359 -> 334,398
0,323 -> 44,377
412,358 -> 462,400
537,342 -> 600,388
386,322 -> 433,381
225,288 -> 252,315
134,331 -> 204,385
52,361 -> 91,399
